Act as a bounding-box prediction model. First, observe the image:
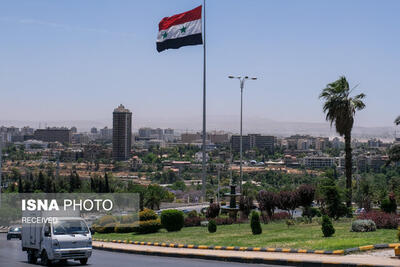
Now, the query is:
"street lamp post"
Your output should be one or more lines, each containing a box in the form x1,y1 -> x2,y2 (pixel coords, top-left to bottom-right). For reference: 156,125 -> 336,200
228,76 -> 257,194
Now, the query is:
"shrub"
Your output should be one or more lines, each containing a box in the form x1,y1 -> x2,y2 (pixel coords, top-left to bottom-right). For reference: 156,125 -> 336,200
358,211 -> 399,229
351,220 -> 376,232
214,217 -> 233,225
135,219 -> 161,234
397,226 -> 400,241
97,215 -> 117,226
321,215 -> 335,237
93,222 -> 116,233
381,193 -> 397,214
161,209 -> 184,232
206,203 -> 220,219
271,212 -> 291,221
250,211 -> 262,235
285,219 -> 295,228
208,219 -> 217,233
120,215 -> 135,224
187,210 -> 198,218
302,207 -> 321,219
139,208 -> 158,221
184,216 -> 202,227
114,223 -> 137,233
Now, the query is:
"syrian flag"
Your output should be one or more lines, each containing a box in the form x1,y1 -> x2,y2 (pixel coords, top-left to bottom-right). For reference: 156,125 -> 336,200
157,5 -> 203,52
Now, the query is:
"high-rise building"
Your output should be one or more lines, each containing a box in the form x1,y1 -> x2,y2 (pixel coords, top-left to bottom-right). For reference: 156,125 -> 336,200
112,104 -> 132,161
33,128 -> 72,144
90,127 -> 98,134
231,134 -> 275,154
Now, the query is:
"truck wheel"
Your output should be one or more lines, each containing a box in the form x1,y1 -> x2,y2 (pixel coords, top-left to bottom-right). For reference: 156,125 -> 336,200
7,235 -> 11,240
41,251 -> 52,266
79,258 -> 88,265
27,251 -> 37,264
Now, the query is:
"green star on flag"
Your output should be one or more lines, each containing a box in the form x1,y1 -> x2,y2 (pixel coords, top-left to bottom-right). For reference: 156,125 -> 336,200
162,32 -> 168,39
180,26 -> 186,33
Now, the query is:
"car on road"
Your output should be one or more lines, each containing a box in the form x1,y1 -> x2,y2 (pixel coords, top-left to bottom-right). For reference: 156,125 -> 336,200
7,226 -> 22,240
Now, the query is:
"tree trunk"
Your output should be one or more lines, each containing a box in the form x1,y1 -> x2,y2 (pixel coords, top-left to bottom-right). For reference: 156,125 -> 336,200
344,132 -> 352,208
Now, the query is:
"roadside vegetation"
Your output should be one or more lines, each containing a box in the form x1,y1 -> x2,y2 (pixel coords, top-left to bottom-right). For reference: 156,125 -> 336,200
94,219 -> 398,251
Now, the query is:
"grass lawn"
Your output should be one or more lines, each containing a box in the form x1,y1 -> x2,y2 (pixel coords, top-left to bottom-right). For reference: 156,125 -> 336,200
94,219 -> 399,251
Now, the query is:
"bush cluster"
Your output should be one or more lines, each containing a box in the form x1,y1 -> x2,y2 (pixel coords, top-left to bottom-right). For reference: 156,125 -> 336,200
351,220 -> 376,232
134,208 -> 161,234
380,193 -> 397,214
92,215 -> 118,233
184,216 -> 202,227
250,211 -> 262,235
358,211 -> 399,229
139,208 -> 158,221
214,217 -> 234,225
321,215 -> 335,237
93,223 -> 116,234
208,219 -> 217,233
161,209 -> 184,232
135,219 -> 162,234
114,223 -> 137,233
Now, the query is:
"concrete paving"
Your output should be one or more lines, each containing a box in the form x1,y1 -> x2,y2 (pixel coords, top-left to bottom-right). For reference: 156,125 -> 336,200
93,241 -> 400,266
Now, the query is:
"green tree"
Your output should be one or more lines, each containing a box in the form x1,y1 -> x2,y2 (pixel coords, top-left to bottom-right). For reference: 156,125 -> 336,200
37,171 -> 46,192
18,176 -> 23,193
104,172 -> 110,193
319,76 -> 366,207
387,116 -> 400,166
144,184 -> 166,210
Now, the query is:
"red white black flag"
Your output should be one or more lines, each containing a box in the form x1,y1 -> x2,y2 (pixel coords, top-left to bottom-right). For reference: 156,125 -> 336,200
157,6 -> 203,52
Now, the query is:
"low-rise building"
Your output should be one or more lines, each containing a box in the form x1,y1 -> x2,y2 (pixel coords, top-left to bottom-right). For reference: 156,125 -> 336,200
303,156 -> 335,168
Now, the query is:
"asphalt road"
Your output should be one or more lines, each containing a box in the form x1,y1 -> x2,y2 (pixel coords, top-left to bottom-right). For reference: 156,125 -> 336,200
0,234 -> 287,267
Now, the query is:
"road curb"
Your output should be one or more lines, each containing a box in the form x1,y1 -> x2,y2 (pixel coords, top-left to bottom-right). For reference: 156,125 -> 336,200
92,238 -> 400,256
92,243 -> 395,267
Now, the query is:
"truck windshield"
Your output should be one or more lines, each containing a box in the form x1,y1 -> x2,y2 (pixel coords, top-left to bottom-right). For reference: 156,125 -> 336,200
53,219 -> 89,235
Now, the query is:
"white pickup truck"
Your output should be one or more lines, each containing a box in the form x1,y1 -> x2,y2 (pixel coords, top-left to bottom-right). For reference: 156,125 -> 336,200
22,211 -> 92,266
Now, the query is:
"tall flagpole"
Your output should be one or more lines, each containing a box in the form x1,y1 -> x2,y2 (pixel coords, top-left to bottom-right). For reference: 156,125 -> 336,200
201,0 -> 207,201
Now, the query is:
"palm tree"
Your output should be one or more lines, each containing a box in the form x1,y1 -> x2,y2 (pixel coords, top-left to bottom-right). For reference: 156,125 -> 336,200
319,76 -> 366,208
395,116 -> 400,126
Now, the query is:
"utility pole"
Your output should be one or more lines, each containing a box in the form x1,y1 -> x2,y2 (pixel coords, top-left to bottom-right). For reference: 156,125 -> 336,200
217,168 -> 220,204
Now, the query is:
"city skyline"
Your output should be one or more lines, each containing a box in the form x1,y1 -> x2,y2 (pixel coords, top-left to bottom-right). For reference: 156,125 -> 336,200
1,0 -> 400,128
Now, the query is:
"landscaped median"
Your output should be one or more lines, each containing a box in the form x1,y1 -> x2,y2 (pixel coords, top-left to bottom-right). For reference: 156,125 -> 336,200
92,239 -> 400,267
93,219 -> 399,254
93,237 -> 400,256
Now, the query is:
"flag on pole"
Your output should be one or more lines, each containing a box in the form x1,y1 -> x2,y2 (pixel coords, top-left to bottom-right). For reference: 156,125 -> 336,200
156,5 -> 203,52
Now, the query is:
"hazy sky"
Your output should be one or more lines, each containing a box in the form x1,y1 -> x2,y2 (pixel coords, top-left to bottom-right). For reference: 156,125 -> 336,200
1,0 -> 399,129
